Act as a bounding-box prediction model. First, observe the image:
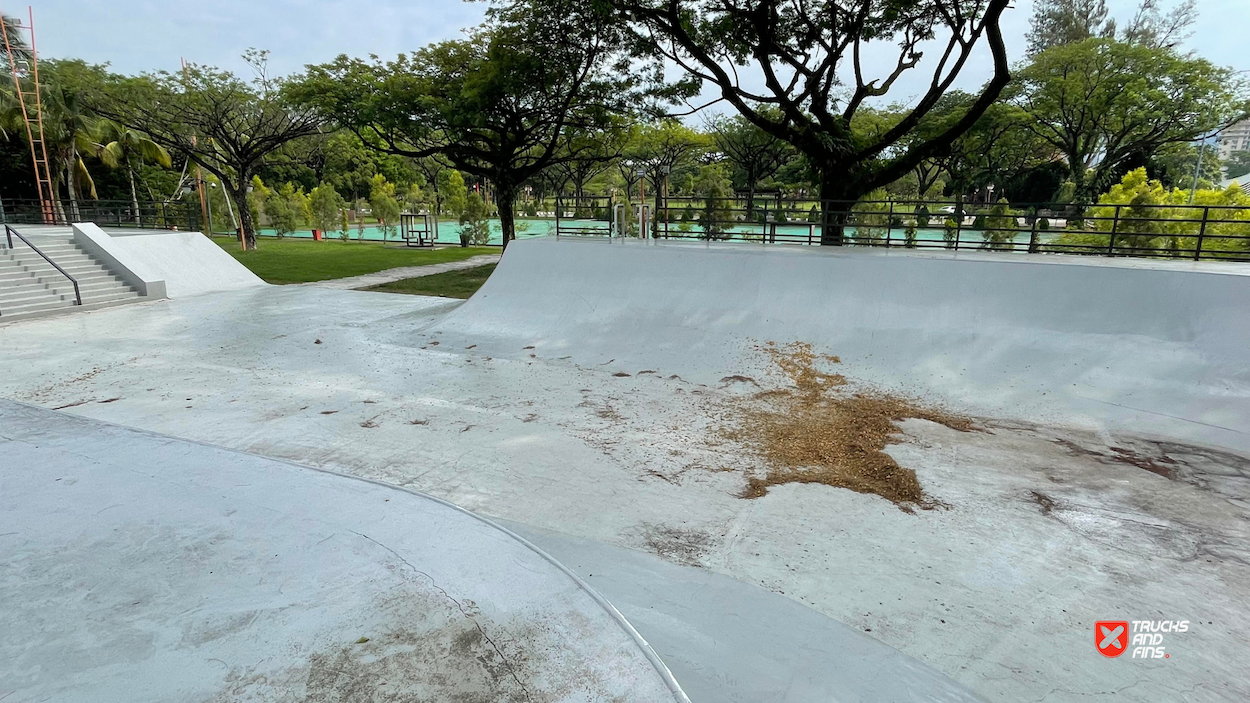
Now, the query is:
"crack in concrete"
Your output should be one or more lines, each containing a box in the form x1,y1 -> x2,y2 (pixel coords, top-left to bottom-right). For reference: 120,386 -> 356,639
348,530 -> 534,703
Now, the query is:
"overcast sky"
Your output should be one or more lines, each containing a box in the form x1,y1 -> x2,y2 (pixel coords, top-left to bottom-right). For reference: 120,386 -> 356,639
20,0 -> 1249,108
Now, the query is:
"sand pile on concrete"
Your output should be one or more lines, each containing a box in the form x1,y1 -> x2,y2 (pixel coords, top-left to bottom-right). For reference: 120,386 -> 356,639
728,342 -> 973,512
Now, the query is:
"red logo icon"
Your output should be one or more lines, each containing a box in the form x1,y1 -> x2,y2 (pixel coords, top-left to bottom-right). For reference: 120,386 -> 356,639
1096,621 -> 1129,658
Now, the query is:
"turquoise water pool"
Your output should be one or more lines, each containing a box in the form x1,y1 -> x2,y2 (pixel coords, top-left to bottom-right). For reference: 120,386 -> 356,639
257,218 -> 1043,247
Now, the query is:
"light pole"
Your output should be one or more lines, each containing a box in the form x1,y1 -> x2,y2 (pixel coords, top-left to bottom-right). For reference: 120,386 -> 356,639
1190,133 -> 1211,203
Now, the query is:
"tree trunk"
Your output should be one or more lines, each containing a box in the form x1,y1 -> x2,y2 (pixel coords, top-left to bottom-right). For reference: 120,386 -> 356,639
65,162 -> 81,223
128,166 -> 142,226
818,174 -> 847,246
653,179 -> 664,234
231,184 -> 256,250
745,169 -> 757,217
497,185 -> 517,250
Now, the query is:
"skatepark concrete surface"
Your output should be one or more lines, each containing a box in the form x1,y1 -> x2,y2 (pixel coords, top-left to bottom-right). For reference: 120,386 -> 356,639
2,236 -> 1249,701
0,400 -> 688,703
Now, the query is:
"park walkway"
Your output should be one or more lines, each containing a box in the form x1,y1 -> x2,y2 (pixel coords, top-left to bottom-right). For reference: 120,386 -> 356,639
302,253 -> 501,290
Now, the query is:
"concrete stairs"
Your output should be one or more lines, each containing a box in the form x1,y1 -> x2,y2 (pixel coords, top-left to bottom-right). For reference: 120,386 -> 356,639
0,236 -> 146,321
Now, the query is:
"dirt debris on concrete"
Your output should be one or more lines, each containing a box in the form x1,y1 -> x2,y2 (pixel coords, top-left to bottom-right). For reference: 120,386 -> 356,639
725,341 -> 975,512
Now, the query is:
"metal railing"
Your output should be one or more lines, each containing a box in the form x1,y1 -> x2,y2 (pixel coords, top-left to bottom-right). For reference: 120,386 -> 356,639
3,224 -> 81,315
0,197 -> 203,232
551,196 -> 1250,263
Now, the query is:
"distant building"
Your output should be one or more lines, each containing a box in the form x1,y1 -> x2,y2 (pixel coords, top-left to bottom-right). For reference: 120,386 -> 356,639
1220,172 -> 1250,195
1216,119 -> 1250,160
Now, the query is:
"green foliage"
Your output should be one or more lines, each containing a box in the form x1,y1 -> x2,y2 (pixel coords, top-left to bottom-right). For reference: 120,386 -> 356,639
1012,38 -> 1246,201
263,182 -> 303,237
1054,167 -> 1250,256
1226,151 -> 1250,180
615,0 -> 1012,206
943,218 -> 959,248
309,183 -> 345,235
981,198 -> 1019,250
459,192 -> 493,246
850,190 -> 891,245
693,164 -> 733,239
94,50 -> 323,248
288,2 -> 652,244
369,174 -> 402,239
915,204 -> 931,228
904,226 -> 918,248
439,170 -> 468,219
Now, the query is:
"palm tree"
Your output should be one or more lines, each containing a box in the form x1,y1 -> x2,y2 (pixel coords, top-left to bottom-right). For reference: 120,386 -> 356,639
0,14 -> 29,141
39,81 -> 98,221
0,14 -> 29,72
94,120 -> 171,225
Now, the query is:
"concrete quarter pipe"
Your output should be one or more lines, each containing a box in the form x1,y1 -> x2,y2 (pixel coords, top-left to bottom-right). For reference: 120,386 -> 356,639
439,237 -> 1250,452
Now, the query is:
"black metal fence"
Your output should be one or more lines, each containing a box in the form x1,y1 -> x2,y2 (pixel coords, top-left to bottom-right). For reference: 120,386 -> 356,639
552,196 -> 1250,263
0,198 -> 203,232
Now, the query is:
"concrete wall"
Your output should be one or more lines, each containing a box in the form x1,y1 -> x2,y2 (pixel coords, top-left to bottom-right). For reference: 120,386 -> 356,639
437,238 -> 1250,452
73,223 -> 265,298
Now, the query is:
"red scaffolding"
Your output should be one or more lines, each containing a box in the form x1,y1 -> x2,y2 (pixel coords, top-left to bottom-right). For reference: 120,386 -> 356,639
2,7 -> 56,223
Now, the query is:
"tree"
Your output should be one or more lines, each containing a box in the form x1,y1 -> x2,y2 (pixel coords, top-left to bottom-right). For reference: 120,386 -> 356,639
0,13 -> 28,74
1225,151 -> 1250,179
917,95 -> 1054,201
709,111 -> 789,215
92,50 -> 323,249
438,169 -> 468,220
629,121 -> 706,225
1146,141 -> 1222,189
1027,0 -> 1113,55
552,128 -> 624,213
614,0 -> 1012,244
1120,0 -> 1198,50
692,163 -> 733,239
369,173 -> 401,239
1055,167 -> 1250,256
309,182 -> 345,235
1013,39 -> 1247,203
94,120 -> 172,225
459,191 -> 492,245
1028,0 -> 1196,55
263,181 -> 300,237
290,0 -> 654,247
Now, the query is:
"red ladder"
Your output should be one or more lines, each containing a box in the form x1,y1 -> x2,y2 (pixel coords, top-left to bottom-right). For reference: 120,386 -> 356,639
2,7 -> 57,224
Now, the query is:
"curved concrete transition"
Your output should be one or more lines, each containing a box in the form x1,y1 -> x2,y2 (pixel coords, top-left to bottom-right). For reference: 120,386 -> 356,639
0,400 -> 688,703
439,237 -> 1250,452
1,237 -> 1248,701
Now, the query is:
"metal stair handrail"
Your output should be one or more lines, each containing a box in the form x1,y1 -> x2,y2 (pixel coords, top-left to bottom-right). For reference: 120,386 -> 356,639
3,225 -> 82,317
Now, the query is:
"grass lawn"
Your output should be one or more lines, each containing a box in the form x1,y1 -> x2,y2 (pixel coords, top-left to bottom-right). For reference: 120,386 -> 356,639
365,264 -> 497,299
211,236 -> 495,284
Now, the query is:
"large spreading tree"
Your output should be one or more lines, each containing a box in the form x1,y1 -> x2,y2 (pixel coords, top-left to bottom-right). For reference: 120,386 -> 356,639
92,50 -> 322,248
289,0 -> 667,246
612,0 -> 1013,244
709,110 -> 791,214
1012,38 -> 1246,202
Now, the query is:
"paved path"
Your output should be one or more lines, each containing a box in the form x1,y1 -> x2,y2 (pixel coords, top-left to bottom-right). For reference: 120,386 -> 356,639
304,253 -> 501,290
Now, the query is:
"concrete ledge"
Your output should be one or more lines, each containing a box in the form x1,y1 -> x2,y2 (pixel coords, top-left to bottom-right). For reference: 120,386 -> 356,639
72,223 -> 265,298
72,223 -> 166,299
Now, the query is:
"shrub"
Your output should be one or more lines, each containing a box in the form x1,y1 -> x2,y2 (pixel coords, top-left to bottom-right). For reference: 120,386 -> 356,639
1052,168 -> 1250,258
458,192 -> 493,246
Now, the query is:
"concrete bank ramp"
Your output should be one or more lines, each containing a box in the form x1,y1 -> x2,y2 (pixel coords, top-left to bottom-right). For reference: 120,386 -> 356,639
73,223 -> 266,299
437,237 -> 1250,452
0,400 -> 688,703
